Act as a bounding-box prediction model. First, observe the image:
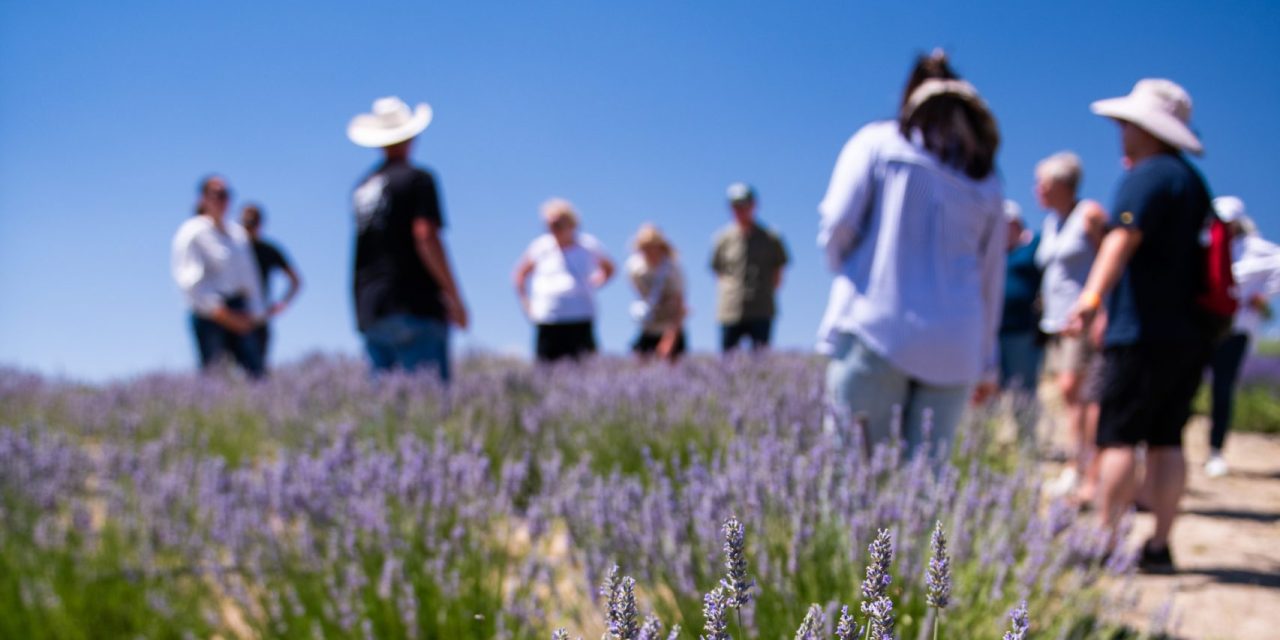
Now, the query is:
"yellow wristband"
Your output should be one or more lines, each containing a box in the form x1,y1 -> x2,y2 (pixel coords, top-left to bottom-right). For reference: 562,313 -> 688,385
1080,290 -> 1102,311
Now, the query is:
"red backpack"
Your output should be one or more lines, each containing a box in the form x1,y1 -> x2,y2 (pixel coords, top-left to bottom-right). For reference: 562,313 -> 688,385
1197,212 -> 1238,341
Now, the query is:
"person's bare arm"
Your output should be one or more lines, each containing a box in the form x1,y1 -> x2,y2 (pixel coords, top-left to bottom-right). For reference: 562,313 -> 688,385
270,265 -> 303,316
413,217 -> 468,329
592,255 -> 616,288
1065,226 -> 1144,334
513,257 -> 535,317
1081,200 -> 1110,248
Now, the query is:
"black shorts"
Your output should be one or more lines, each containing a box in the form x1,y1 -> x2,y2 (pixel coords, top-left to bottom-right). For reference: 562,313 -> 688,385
536,321 -> 597,362
632,330 -> 687,357
1096,342 -> 1209,448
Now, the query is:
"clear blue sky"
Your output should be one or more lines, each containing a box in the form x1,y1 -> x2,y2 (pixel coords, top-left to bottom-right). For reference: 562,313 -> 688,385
2,1 -> 1278,380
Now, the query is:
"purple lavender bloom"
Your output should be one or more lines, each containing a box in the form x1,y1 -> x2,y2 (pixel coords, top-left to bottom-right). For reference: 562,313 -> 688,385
861,528 -> 894,602
720,516 -> 753,609
834,605 -> 859,640
925,521 -> 951,610
1003,601 -> 1030,640
609,576 -> 639,640
793,603 -> 825,639
863,597 -> 894,640
637,614 -> 665,640
700,587 -> 731,640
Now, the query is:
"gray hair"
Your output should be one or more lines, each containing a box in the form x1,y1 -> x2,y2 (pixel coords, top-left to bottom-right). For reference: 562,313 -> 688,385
1035,151 -> 1082,193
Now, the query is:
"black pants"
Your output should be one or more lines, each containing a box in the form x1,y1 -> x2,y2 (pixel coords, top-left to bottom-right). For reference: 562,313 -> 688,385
1209,332 -> 1250,451
632,329 -> 687,358
720,318 -> 773,352
251,324 -> 272,365
536,321 -> 597,362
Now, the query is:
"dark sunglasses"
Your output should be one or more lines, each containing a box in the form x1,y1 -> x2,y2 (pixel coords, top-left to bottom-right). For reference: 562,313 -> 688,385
207,189 -> 231,201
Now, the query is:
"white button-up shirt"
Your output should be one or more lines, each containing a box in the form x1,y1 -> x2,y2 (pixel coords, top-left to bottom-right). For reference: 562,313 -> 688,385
817,121 -> 1006,385
1233,234 -> 1280,339
171,215 -> 265,319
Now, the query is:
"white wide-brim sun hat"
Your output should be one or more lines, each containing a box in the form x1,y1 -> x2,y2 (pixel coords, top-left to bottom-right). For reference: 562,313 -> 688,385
347,96 -> 433,148
1091,78 -> 1202,156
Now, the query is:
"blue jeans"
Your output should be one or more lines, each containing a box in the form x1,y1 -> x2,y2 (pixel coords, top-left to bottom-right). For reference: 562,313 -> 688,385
999,331 -> 1043,393
824,332 -> 971,455
191,314 -> 264,378
363,314 -> 451,382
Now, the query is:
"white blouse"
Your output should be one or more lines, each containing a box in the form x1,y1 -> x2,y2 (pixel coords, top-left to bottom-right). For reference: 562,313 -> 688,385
522,232 -> 610,324
1233,234 -> 1280,338
817,120 -> 1006,385
171,215 -> 265,319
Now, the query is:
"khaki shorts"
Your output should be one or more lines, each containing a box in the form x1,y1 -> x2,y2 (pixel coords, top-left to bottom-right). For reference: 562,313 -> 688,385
1044,333 -> 1093,376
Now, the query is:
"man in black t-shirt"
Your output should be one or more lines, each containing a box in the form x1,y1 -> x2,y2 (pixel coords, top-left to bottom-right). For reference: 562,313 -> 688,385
347,97 -> 468,381
240,204 -> 302,366
1066,79 -> 1212,573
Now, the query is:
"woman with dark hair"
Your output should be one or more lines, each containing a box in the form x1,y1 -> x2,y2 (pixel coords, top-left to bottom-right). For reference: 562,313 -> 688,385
171,175 -> 266,377
817,52 -> 1006,455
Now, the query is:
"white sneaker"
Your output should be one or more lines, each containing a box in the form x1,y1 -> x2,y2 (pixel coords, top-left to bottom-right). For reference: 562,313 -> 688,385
1204,455 -> 1229,478
1047,468 -> 1079,497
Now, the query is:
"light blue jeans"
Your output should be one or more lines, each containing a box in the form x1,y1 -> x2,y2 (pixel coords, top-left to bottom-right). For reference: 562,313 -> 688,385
363,314 -> 451,382
824,332 -> 971,455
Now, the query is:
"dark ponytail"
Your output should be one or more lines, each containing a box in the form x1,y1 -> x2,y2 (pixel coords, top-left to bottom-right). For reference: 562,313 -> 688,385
897,52 -> 999,180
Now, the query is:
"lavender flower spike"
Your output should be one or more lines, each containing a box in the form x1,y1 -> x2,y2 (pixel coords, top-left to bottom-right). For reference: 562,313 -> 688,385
552,630 -> 570,640
863,597 -> 895,640
860,529 -> 896,639
665,625 -> 681,640
637,614 -> 664,640
720,516 -> 753,609
834,605 -> 860,640
608,576 -> 639,640
925,521 -> 951,610
861,528 -> 894,601
700,587 -> 731,640
793,603 -> 825,640
600,564 -> 620,603
1003,601 -> 1030,640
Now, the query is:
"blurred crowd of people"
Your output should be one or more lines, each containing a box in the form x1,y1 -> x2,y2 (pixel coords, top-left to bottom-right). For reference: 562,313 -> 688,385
171,51 -> 1280,573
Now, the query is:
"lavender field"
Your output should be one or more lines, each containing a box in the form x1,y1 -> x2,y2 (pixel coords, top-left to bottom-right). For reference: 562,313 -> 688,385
1,355 -> 1145,639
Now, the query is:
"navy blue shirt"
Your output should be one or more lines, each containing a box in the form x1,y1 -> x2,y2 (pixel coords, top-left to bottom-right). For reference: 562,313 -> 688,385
1001,233 -> 1043,334
1104,154 -> 1211,346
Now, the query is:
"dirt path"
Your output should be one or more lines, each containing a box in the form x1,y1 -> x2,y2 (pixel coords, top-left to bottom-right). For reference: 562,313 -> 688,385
1045,416 -> 1280,640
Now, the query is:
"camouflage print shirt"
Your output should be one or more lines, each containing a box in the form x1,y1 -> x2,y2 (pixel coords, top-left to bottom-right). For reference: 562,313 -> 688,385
710,222 -> 789,323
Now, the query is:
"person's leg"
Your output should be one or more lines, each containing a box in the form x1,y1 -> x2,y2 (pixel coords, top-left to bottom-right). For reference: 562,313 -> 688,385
578,321 -> 598,358
824,332 -> 911,450
1097,445 -> 1139,533
1094,345 -> 1147,536
395,317 -> 450,382
746,318 -> 774,351
227,330 -> 265,378
905,381 -> 972,458
721,322 -> 745,353
363,314 -> 414,373
1145,446 -> 1186,549
1143,341 -> 1209,555
1209,333 -> 1250,454
191,314 -> 222,371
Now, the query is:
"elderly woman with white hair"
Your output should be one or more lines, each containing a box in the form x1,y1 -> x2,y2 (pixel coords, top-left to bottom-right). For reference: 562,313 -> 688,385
627,223 -> 688,361
1204,196 -> 1280,477
816,51 -> 1005,455
1033,150 -> 1109,500
514,198 -> 615,362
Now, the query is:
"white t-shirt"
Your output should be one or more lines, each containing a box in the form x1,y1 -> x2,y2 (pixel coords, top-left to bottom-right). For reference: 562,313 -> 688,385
524,232 -> 610,324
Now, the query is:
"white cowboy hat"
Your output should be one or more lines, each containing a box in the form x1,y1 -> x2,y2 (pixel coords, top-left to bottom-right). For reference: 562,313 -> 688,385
347,97 -> 432,148
1213,195 -> 1246,223
1091,79 -> 1202,156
